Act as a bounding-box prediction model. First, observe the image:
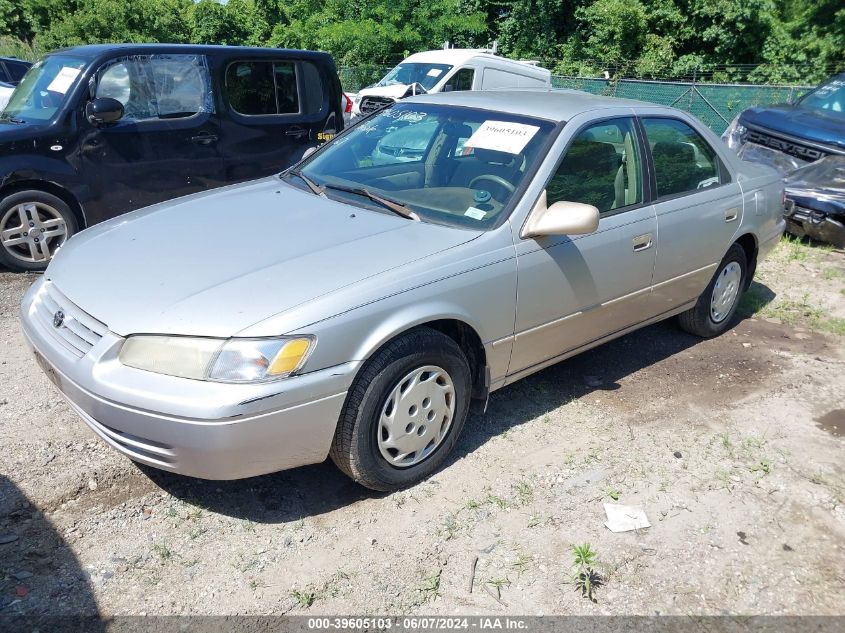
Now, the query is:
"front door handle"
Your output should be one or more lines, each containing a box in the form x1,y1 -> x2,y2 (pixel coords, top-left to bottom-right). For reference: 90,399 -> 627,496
632,233 -> 653,252
724,207 -> 739,222
285,126 -> 308,137
191,132 -> 219,145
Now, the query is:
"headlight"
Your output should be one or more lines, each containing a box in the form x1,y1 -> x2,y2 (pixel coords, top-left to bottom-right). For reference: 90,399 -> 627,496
119,335 -> 315,383
721,115 -> 748,152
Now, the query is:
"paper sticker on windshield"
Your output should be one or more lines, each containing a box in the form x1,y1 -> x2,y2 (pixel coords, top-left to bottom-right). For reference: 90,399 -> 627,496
464,207 -> 487,220
426,68 -> 443,77
47,67 -> 81,94
465,121 -> 540,154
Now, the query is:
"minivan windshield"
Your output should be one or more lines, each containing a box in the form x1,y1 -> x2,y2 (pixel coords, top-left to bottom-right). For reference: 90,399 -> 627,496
376,63 -> 453,91
798,75 -> 845,116
288,102 -> 555,229
1,55 -> 87,122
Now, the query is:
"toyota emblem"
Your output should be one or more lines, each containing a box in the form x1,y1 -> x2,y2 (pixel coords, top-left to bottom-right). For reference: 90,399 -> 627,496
53,310 -> 65,328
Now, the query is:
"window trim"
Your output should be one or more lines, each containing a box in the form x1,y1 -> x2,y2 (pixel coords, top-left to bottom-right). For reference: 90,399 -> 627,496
540,114 -> 651,221
93,54 -> 213,126
224,59 -> 303,119
637,114 -> 732,204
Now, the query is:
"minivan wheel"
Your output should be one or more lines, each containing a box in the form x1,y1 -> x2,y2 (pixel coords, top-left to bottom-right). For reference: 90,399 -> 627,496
678,243 -> 747,338
330,327 -> 471,491
0,190 -> 78,272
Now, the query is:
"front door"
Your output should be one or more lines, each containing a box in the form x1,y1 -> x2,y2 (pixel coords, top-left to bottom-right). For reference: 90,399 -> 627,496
508,116 -> 657,378
79,53 -> 225,221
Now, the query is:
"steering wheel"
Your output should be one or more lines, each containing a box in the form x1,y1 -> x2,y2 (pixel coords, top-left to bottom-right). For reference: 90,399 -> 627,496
469,174 -> 515,194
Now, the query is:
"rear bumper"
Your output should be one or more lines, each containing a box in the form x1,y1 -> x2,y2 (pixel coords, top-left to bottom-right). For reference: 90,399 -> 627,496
20,279 -> 357,480
758,217 -> 786,260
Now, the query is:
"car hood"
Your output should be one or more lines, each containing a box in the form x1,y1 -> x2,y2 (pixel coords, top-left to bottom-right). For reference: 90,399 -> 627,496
358,84 -> 417,100
46,177 -> 481,337
739,105 -> 845,151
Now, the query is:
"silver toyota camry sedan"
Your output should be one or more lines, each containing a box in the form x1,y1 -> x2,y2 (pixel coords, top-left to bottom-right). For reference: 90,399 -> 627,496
20,91 -> 785,491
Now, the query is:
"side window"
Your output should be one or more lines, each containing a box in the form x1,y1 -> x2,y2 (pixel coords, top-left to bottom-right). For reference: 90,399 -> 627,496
7,61 -> 30,82
96,55 -> 212,122
642,118 -> 722,198
226,61 -> 301,116
547,118 -> 643,214
443,68 -> 474,92
0,64 -> 10,83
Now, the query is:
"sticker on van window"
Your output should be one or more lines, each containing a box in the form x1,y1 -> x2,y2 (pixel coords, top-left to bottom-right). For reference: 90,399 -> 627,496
464,207 -> 487,220
426,68 -> 443,77
465,120 -> 540,154
47,67 -> 81,94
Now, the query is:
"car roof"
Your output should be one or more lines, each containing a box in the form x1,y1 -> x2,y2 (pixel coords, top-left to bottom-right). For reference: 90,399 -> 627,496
47,43 -> 332,63
403,89 -> 665,122
0,57 -> 31,64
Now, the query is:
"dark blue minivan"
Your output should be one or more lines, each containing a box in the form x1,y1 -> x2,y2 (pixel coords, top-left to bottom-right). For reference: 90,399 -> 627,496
0,44 -> 343,271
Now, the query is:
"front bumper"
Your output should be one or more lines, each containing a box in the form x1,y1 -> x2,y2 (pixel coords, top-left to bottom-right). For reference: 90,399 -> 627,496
784,199 -> 845,248
20,278 -> 357,480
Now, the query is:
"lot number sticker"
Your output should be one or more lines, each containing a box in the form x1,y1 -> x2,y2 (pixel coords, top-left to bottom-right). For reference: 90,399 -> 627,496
465,120 -> 540,154
47,67 -> 81,94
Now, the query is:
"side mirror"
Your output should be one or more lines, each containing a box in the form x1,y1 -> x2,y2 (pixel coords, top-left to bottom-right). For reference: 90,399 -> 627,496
521,190 -> 599,238
85,97 -> 124,126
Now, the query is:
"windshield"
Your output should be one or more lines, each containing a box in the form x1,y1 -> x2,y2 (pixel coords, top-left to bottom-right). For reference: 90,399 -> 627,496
798,76 -> 845,116
376,63 -> 453,91
290,103 -> 556,229
1,55 -> 87,122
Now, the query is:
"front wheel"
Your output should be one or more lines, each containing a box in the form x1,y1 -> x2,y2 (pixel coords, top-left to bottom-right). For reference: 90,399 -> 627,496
330,327 -> 472,491
0,190 -> 78,272
678,243 -> 747,338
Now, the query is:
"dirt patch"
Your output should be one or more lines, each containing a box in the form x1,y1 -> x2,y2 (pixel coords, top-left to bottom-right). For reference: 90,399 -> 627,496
1,238 -> 843,616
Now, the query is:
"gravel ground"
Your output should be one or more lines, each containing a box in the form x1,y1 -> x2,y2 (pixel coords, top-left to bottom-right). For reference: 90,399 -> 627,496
1,237 -> 843,616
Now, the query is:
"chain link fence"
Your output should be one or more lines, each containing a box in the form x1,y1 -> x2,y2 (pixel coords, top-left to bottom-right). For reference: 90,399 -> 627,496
338,65 -> 815,135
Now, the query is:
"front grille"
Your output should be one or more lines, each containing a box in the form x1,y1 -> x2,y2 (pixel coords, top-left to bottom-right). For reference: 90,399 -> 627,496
746,130 -> 827,162
359,95 -> 395,115
32,282 -> 107,358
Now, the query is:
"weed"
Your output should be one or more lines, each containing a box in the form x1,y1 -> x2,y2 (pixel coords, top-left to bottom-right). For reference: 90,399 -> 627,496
164,507 -> 178,519
416,570 -> 441,603
604,487 -> 621,501
512,481 -> 533,506
486,576 -> 511,599
509,552 -> 533,575
527,513 -> 542,528
822,317 -> 845,336
186,508 -> 204,521
242,519 -> 256,533
720,432 -> 734,454
188,526 -> 207,540
290,588 -> 316,608
249,577 -> 266,590
438,513 -> 460,541
292,518 -> 305,531
484,491 -> 510,510
393,493 -> 407,508
571,543 -> 603,602
822,267 -> 843,281
153,542 -> 173,561
750,459 -> 772,475
782,234 -> 810,263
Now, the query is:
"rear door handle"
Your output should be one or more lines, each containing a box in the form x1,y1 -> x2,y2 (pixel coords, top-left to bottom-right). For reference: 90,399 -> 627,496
285,126 -> 308,137
724,207 -> 739,222
191,132 -> 218,145
632,233 -> 653,252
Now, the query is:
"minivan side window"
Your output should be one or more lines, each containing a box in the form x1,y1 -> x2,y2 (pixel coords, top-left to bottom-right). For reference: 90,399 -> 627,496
443,68 -> 474,92
641,118 -> 722,198
96,55 -> 212,122
226,61 -> 301,115
547,117 -> 643,214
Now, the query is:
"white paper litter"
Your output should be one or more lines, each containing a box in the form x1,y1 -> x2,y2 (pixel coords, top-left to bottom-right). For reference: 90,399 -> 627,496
603,503 -> 651,533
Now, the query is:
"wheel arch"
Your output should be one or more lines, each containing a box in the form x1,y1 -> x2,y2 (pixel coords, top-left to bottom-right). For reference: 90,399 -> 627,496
0,179 -> 87,230
734,232 -> 758,290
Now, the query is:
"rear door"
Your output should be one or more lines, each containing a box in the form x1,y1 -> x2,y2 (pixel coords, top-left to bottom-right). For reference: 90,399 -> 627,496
219,55 -> 338,182
638,114 -> 744,314
79,53 -> 225,217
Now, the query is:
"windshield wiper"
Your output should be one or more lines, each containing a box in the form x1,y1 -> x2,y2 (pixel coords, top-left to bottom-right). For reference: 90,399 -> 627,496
284,169 -> 325,197
0,114 -> 25,124
322,183 -> 420,221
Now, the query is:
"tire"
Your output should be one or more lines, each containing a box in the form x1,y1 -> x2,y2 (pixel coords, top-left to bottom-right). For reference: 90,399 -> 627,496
678,243 -> 747,338
0,190 -> 78,272
330,327 -> 472,491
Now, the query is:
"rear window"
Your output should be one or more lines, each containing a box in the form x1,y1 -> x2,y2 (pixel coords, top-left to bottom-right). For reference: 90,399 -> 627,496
225,60 -> 325,116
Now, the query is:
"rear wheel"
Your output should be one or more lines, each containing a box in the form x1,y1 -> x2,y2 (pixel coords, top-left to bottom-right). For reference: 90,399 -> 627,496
0,190 -> 77,272
678,243 -> 747,338
330,327 -> 471,491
